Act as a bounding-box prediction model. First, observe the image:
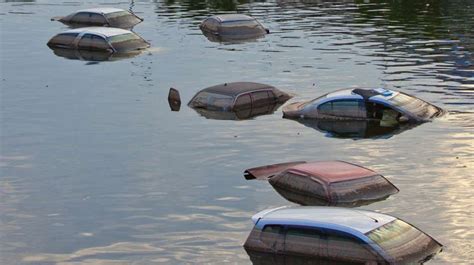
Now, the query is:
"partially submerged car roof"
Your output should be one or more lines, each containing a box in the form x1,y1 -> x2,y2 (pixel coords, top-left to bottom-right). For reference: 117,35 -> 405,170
289,161 -> 377,183
252,206 -> 395,234
198,82 -> 276,97
60,27 -> 133,38
213,14 -> 256,22
75,7 -> 126,14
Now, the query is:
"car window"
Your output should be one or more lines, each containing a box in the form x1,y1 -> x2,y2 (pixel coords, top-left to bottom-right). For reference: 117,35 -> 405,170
105,11 -> 141,27
89,13 -> 107,25
318,99 -> 367,118
284,227 -> 324,256
90,35 -> 110,50
203,18 -> 219,32
329,175 -> 398,203
274,172 -> 327,199
77,34 -> 94,49
49,33 -> 79,47
234,93 -> 252,110
261,225 -> 284,251
326,232 -> 380,262
251,90 -> 275,107
366,219 -> 442,263
387,92 -> 440,119
189,92 -> 234,110
70,12 -> 90,24
108,33 -> 148,52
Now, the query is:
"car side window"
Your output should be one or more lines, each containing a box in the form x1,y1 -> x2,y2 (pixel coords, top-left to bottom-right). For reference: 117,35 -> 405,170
278,172 -> 327,199
89,13 -> 107,25
260,225 -> 284,251
90,35 -> 110,50
284,227 -> 324,256
251,90 -> 275,106
77,34 -> 94,49
325,232 -> 380,262
318,100 -> 366,118
234,93 -> 252,110
70,12 -> 90,24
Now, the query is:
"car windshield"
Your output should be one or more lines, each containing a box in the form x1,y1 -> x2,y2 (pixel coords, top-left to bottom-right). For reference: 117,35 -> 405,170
366,219 -> 441,263
189,92 -> 234,110
387,93 -> 440,119
108,33 -> 148,52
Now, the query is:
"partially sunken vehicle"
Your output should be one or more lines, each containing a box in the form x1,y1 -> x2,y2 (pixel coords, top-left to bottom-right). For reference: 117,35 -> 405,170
47,27 -> 150,54
283,88 -> 444,123
244,161 -> 398,207
50,47 -> 143,62
51,8 -> 143,29
188,82 -> 292,118
200,14 -> 269,43
244,207 -> 443,265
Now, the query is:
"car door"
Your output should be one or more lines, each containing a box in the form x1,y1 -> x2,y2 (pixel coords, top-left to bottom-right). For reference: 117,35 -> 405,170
322,230 -> 382,264
283,226 -> 324,257
250,90 -> 276,116
260,225 -> 285,254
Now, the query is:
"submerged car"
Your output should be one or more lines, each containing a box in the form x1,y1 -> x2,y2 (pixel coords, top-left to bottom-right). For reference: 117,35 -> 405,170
298,119 -> 419,140
47,27 -> 150,53
51,8 -> 143,29
49,47 -> 143,62
244,161 -> 398,207
283,88 -> 444,123
200,14 -> 269,43
188,82 -> 292,116
244,206 -> 443,265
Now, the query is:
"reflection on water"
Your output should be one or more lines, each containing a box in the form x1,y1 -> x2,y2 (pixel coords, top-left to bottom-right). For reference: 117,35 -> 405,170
0,0 -> 473,264
293,119 -> 418,139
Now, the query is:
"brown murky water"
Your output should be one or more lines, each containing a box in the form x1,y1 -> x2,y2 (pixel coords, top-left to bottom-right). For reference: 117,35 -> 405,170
1,0 -> 473,264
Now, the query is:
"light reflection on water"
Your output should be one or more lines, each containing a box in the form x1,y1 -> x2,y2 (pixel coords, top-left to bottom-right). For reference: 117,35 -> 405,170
0,0 -> 473,264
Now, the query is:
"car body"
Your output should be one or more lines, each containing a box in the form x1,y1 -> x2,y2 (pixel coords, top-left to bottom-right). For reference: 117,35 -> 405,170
51,8 -> 143,29
244,206 -> 443,265
244,161 -> 398,207
283,88 -> 444,123
49,47 -> 143,62
200,14 -> 269,43
188,82 -> 292,115
47,27 -> 150,54
297,119 -> 419,140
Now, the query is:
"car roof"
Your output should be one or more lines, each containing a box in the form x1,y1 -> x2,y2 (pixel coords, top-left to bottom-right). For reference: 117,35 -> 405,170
287,161 -> 378,183
200,82 -> 275,97
76,8 -> 126,15
321,88 -> 398,101
212,14 -> 255,22
60,27 -> 133,37
253,206 -> 396,234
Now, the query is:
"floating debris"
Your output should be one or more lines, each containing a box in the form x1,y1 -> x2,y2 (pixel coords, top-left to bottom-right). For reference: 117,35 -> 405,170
244,206 -> 443,264
245,160 -> 398,206
283,88 -> 444,123
168,88 -> 181,112
200,14 -> 269,43
51,8 -> 143,29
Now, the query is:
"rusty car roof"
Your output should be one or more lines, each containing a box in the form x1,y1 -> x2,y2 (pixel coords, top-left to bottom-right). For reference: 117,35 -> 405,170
288,161 -> 378,183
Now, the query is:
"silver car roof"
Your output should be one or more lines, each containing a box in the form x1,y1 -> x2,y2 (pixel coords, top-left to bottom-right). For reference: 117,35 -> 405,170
212,14 -> 256,22
252,206 -> 396,234
75,8 -> 127,15
60,27 -> 134,37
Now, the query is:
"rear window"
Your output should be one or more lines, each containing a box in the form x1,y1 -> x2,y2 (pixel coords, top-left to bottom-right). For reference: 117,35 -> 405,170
221,19 -> 260,28
388,93 -> 440,119
105,11 -> 141,27
366,219 -> 442,263
329,175 -> 398,203
270,172 -> 327,199
108,33 -> 148,52
189,92 -> 234,110
49,33 -> 78,47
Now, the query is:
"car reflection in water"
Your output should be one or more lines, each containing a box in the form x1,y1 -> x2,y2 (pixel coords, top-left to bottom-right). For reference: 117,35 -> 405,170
295,119 -> 419,140
50,47 -> 143,62
191,102 -> 285,120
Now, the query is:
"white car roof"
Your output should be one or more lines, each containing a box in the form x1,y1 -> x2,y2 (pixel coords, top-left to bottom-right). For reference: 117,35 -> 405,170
213,14 -> 255,22
61,27 -> 133,37
252,206 -> 396,234
76,8 -> 126,15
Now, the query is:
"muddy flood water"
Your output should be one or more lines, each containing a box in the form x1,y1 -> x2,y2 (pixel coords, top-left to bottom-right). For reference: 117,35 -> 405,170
1,0 -> 473,264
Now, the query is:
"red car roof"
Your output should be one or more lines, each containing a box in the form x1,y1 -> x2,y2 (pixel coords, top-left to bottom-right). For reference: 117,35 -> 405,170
288,161 -> 377,183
